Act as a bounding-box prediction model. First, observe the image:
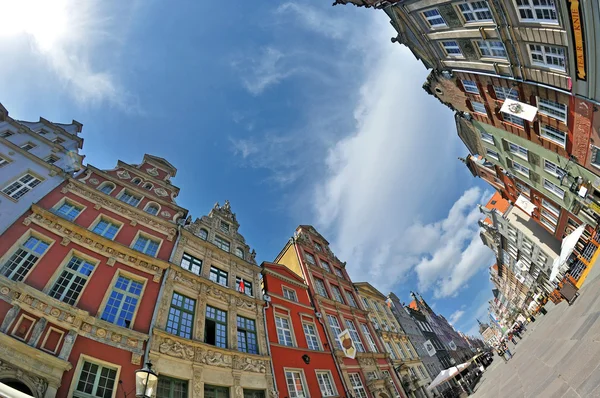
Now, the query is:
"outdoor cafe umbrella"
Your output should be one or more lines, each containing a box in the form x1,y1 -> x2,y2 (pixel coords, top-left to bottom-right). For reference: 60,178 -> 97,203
427,362 -> 471,391
549,225 -> 586,282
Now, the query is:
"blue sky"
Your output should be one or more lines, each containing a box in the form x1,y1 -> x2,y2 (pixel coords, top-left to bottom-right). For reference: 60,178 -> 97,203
1,0 -> 495,336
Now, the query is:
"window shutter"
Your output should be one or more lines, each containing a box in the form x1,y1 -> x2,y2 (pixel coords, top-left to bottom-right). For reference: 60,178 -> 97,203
487,85 -> 497,100
466,100 -> 474,112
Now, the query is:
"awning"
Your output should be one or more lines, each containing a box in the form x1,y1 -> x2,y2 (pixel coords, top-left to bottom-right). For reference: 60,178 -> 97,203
549,225 -> 586,282
427,362 -> 471,390
500,99 -> 538,122
515,194 -> 536,216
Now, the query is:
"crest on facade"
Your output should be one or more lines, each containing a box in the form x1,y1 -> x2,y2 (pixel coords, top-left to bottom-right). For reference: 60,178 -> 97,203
424,340 -> 436,357
155,188 -> 168,197
337,329 -> 357,359
448,341 -> 457,351
147,167 -> 159,176
160,210 -> 171,218
117,170 -> 131,179
500,99 -> 538,121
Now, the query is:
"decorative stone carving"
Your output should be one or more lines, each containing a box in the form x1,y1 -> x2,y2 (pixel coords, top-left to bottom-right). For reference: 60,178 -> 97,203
130,220 -> 137,226
94,204 -> 102,210
131,353 -> 142,365
107,257 -> 116,266
358,356 -> 376,367
196,349 -> 232,368
60,237 -> 70,246
160,210 -> 171,218
233,356 -> 267,373
158,338 -> 195,360
89,178 -> 100,185
235,296 -> 256,310
23,215 -> 33,226
147,167 -> 159,176
0,360 -> 48,398
96,328 -> 107,338
117,170 -> 131,179
155,188 -> 168,197
0,305 -> 20,333
27,317 -> 47,346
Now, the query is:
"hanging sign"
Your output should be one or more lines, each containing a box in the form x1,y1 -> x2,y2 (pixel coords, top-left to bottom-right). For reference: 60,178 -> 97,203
424,340 -> 437,357
337,329 -> 357,359
569,0 -> 586,80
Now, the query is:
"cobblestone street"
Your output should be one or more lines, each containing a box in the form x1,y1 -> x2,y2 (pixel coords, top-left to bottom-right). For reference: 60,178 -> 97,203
472,262 -> 600,398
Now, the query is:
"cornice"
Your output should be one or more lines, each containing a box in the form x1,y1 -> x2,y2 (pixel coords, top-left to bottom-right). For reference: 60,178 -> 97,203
27,204 -> 168,282
268,343 -> 332,354
65,179 -> 178,241
266,293 -> 314,311
0,276 -> 147,364
151,328 -> 271,372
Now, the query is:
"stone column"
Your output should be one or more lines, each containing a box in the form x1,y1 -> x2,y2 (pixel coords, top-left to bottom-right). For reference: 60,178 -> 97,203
28,317 -> 47,346
256,309 -> 267,356
156,282 -> 175,330
0,304 -> 19,333
229,295 -> 238,350
195,287 -> 207,342
232,372 -> 243,398
192,365 -> 204,397
58,330 -> 78,360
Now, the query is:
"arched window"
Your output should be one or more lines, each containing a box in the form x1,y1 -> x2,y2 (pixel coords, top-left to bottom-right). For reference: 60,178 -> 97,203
99,182 -> 115,195
198,229 -> 208,240
235,248 -> 244,259
145,203 -> 160,216
143,183 -> 153,190
132,178 -> 142,185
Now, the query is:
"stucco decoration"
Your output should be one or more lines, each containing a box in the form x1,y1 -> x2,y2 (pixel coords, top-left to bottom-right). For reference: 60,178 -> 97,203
358,357 -> 376,367
0,361 -> 48,398
147,167 -> 159,177
89,178 -> 99,185
155,188 -> 168,197
233,356 -> 267,373
158,338 -> 195,360
117,170 -> 131,179
198,349 -> 232,368
235,296 -> 256,310
160,210 -> 171,218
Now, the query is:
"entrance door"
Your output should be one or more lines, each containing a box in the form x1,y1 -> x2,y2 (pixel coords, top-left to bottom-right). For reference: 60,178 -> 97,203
204,385 -> 229,398
1,379 -> 34,396
244,389 -> 265,398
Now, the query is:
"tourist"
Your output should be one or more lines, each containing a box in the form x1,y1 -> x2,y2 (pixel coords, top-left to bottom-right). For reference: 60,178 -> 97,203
496,345 -> 508,362
502,341 -> 513,359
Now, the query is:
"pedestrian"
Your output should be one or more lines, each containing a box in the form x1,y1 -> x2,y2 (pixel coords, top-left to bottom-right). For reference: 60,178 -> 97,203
510,334 -> 518,345
496,345 -> 508,363
502,341 -> 513,359
513,327 -> 522,340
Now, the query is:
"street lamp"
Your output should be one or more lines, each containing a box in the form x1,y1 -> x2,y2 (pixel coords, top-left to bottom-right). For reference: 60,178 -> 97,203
135,362 -> 158,398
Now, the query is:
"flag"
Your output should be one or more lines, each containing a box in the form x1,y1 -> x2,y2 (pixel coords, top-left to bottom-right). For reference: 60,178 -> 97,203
238,279 -> 245,294
500,99 -> 538,122
386,298 -> 392,308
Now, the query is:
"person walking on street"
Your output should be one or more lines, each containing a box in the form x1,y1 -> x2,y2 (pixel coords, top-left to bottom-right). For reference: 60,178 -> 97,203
496,345 -> 508,363
509,333 -> 518,345
502,341 -> 513,359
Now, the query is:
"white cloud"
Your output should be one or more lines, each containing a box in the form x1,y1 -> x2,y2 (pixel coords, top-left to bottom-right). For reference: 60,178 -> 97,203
235,47 -> 298,96
275,3 -> 351,40
449,309 -> 465,325
0,0 -> 139,110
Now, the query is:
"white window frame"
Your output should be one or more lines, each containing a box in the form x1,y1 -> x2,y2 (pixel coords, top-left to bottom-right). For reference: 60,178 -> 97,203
544,178 -> 565,199
143,202 -> 160,216
331,285 -> 345,304
540,215 -> 557,232
472,101 -> 487,115
0,155 -> 10,167
48,253 -> 96,306
502,112 -> 525,127
1,173 -> 43,200
384,341 -> 397,359
285,369 -> 309,398
349,373 -> 368,398
117,190 -> 142,207
529,44 -> 566,71
480,131 -> 494,144
422,8 -> 447,28
303,322 -> 321,351
441,40 -> 462,57
486,149 -> 499,160
458,1 -> 493,22
131,233 -> 161,257
314,278 -> 329,298
508,142 -> 528,160
514,0 -> 558,24
0,234 -> 51,282
537,97 -> 567,122
100,272 -> 145,328
282,287 -> 298,302
345,319 -> 366,352
476,40 -> 507,58
70,355 -> 120,398
360,323 -> 378,352
494,86 -> 520,101
540,125 -> 567,147
516,180 -> 531,197
327,315 -> 343,349
543,159 -> 566,179
512,160 -> 530,177
542,199 -> 560,217
462,79 -> 480,94
316,370 -> 337,397
275,315 -> 295,347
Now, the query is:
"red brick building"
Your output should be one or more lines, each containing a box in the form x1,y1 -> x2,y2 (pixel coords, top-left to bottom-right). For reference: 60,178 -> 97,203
0,154 -> 186,397
262,261 -> 345,398
275,225 -> 406,398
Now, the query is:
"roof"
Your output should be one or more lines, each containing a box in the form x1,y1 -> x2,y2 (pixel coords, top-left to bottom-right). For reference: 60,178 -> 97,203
485,191 -> 509,213
261,261 -> 307,285
354,282 -> 387,300
298,225 -> 330,245
144,154 -> 178,176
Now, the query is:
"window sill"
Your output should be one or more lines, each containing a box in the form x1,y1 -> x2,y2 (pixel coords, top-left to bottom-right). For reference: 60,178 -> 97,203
0,191 -> 19,203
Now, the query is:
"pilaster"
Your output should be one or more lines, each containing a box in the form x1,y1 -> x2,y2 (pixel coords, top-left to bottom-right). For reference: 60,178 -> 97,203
0,304 -> 19,333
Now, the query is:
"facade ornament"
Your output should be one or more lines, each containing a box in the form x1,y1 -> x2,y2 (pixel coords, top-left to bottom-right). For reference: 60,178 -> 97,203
60,237 -> 71,246
223,200 -> 231,211
155,188 -> 168,197
131,353 -> 142,365
0,305 -> 20,333
117,170 -> 131,179
158,338 -> 194,360
27,317 -> 47,346
160,210 -> 171,218
147,167 -> 159,176
250,249 -> 257,263
89,178 -> 100,185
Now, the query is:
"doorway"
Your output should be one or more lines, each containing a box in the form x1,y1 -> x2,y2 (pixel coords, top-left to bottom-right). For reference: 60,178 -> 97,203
1,379 -> 34,396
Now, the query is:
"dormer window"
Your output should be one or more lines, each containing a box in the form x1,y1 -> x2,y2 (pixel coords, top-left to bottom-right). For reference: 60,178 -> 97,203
235,248 -> 244,259
198,229 -> 208,240
145,203 -> 159,216
220,221 -> 230,233
214,236 -> 230,252
132,178 -> 142,185
143,183 -> 153,190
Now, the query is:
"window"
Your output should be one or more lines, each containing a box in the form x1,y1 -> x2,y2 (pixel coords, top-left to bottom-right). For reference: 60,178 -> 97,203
92,218 -> 120,240
145,203 -> 159,216
132,235 -> 160,257
143,183 -> 153,190
345,291 -> 358,307
205,305 -> 227,348
303,322 -> 321,350
1,236 -> 49,282
544,178 -> 565,199
0,156 -> 9,167
345,320 -> 365,352
362,297 -> 370,309
20,143 -> 35,151
1,131 -> 13,138
472,101 -> 487,114
529,44 -> 565,71
537,98 -> 567,122
101,275 -> 143,328
541,208 -> 558,226
540,125 -> 567,147
220,221 -> 229,233
180,253 -> 202,275
52,137 -> 65,144
49,256 -> 95,305
285,370 -> 308,398
333,267 -> 344,278
516,0 -> 558,23
198,229 -> 208,240
542,199 -> 560,217
275,316 -> 294,346
99,182 -> 115,195
237,316 -> 258,354
398,342 -> 410,359
592,147 -> 600,168
360,324 -> 378,352
516,180 -> 531,197
441,40 -> 462,56
327,315 -> 343,349
316,371 -> 337,397
382,320 -> 389,331
462,80 -> 480,94
209,267 -> 228,286
45,155 -> 59,164
459,1 -> 493,22
384,341 -> 397,359
2,173 -> 42,199
74,360 -> 117,398
157,377 -> 188,398
213,235 -> 230,252
166,292 -> 195,339
320,260 -> 331,272
235,247 -> 244,259
508,142 -> 528,159
236,277 -> 253,296
305,252 -> 316,265
494,86 -> 520,101
282,287 -> 297,302
382,370 -> 401,397
331,285 -> 345,304
422,9 -> 447,28
512,160 -> 530,177
314,278 -> 329,298
314,242 -> 323,251
54,201 -> 83,221
502,112 -> 525,127
131,178 -> 142,185
480,131 -> 494,144
544,159 -> 566,178
540,215 -> 557,232
118,190 -> 141,207
476,40 -> 506,58
349,374 -> 368,398
486,149 -> 499,160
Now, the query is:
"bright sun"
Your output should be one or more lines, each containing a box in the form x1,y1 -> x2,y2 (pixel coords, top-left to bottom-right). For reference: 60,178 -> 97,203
0,0 -> 68,51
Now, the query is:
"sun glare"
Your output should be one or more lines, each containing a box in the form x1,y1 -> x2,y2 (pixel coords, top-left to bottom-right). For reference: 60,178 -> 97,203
0,0 -> 68,51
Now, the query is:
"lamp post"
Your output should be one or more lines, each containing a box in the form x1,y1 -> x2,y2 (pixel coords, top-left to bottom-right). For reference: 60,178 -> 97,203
135,362 -> 158,398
